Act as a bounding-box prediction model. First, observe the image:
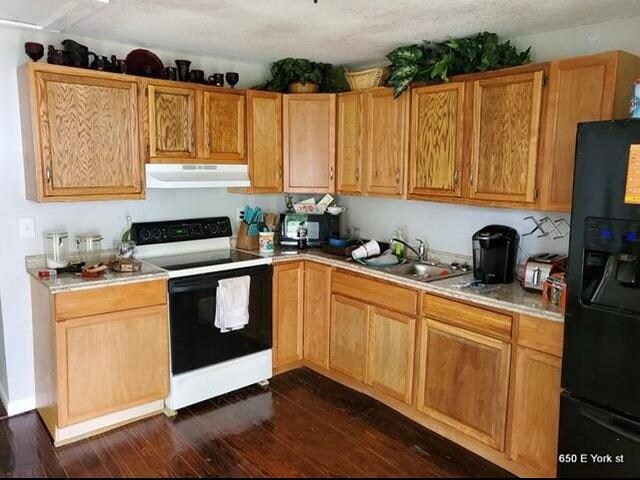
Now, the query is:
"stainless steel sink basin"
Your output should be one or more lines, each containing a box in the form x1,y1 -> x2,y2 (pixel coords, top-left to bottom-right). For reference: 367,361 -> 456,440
379,261 -> 469,282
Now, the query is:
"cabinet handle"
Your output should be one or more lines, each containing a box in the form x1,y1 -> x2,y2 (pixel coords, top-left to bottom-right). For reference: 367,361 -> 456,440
395,169 -> 400,184
355,166 -> 360,182
469,171 -> 474,186
453,169 -> 459,185
46,165 -> 52,183
330,166 -> 334,181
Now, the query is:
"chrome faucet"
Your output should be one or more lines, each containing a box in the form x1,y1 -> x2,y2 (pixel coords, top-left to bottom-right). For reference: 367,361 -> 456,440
391,237 -> 428,263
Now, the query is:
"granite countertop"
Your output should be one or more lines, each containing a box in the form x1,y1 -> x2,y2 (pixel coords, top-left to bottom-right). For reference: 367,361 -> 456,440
259,248 -> 565,322
26,255 -> 168,294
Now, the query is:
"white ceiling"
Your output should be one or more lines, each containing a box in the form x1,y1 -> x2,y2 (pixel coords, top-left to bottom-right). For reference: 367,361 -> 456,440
3,0 -> 640,65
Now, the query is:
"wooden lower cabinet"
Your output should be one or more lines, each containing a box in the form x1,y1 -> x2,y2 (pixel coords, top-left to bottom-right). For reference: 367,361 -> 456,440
57,305 -> 168,426
329,294 -> 369,382
509,347 -> 562,477
367,307 -> 416,403
303,262 -> 331,369
273,261 -> 305,368
31,278 -> 169,445
416,318 -> 511,451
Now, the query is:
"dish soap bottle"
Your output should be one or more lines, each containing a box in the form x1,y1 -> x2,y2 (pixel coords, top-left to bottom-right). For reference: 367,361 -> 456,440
391,226 -> 406,260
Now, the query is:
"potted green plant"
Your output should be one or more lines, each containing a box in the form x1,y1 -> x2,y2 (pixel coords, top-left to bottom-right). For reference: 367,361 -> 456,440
258,58 -> 349,93
386,32 -> 532,97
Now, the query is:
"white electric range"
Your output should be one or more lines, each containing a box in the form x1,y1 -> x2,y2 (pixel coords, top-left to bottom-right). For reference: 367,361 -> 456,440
132,217 -> 273,411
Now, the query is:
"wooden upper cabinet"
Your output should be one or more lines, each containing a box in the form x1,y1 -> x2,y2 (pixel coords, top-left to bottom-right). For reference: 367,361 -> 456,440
417,318 -> 510,451
21,64 -> 144,201
336,92 -> 363,194
409,83 -> 465,199
540,51 -> 640,212
283,94 -> 336,193
303,262 -> 332,369
203,91 -> 246,163
509,347 -> 562,477
148,84 -> 199,163
367,307 -> 416,404
330,294 -> 369,382
363,88 -> 409,197
245,90 -> 282,193
273,262 -> 304,369
469,70 -> 544,204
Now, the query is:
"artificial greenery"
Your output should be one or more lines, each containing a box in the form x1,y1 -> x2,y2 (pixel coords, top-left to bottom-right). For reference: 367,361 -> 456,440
387,32 -> 531,97
258,57 -> 349,93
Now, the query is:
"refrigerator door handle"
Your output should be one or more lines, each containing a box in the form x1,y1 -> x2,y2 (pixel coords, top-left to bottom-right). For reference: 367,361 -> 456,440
581,409 -> 640,445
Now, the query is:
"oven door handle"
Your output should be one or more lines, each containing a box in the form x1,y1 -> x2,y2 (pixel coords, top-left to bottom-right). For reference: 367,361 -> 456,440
169,280 -> 220,294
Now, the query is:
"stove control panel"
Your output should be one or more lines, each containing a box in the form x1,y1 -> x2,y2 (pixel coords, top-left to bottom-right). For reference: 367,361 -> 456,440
131,217 -> 233,245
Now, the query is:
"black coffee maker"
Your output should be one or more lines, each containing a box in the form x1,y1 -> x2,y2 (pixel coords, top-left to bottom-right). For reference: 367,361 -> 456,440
472,225 -> 520,284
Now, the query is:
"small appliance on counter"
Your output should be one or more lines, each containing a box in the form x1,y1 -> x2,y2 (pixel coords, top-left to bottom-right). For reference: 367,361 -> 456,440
472,225 -> 520,284
521,253 -> 568,291
279,213 -> 339,248
43,231 -> 69,269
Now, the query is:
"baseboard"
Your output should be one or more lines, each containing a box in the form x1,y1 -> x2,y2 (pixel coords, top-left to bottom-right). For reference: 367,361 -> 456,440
2,390 -> 36,417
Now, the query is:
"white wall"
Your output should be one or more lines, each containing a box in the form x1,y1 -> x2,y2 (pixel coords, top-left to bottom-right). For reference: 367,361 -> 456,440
0,25 -> 275,414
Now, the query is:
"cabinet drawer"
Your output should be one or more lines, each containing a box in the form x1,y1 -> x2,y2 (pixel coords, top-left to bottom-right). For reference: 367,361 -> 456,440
55,280 -> 167,321
332,270 -> 417,316
422,294 -> 512,339
518,315 -> 564,357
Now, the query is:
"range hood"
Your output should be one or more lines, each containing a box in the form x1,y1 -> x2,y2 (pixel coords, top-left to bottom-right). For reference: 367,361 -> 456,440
146,164 -> 250,189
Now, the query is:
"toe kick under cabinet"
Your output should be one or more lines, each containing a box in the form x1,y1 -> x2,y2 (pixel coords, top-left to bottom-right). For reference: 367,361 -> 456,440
273,261 -> 564,477
30,278 -> 169,446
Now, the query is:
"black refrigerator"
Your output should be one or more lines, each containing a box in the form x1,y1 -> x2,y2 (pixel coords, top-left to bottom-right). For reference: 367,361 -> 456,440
558,120 -> 640,477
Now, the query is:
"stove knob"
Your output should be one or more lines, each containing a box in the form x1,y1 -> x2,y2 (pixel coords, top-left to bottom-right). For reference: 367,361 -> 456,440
209,223 -> 218,234
139,229 -> 151,241
151,228 -> 161,240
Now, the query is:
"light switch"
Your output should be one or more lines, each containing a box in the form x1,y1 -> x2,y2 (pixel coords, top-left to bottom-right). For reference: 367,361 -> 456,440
19,218 -> 35,239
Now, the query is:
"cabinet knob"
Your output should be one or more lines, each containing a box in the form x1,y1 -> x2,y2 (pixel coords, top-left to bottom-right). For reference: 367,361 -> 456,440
46,165 -> 52,183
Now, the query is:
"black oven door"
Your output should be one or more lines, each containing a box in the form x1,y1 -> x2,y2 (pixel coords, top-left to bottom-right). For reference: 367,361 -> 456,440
168,264 -> 272,375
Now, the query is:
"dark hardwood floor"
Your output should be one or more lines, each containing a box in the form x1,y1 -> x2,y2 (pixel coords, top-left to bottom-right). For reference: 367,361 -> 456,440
0,368 -> 511,478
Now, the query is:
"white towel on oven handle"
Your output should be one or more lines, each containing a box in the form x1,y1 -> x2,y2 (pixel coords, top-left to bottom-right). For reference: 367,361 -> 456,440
214,275 -> 251,333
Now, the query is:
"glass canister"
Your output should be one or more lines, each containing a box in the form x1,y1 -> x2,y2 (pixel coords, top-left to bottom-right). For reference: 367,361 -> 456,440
44,231 -> 69,269
76,234 -> 103,266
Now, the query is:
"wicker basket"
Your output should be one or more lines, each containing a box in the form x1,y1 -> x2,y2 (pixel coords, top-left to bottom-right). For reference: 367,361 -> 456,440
346,66 -> 391,91
288,81 -> 320,94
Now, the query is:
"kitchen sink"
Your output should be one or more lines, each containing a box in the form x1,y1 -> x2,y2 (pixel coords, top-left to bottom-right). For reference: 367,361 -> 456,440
378,261 -> 469,282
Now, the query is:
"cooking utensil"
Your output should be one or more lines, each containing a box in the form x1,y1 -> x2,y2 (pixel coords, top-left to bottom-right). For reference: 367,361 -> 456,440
175,59 -> 191,81
44,231 -> 69,269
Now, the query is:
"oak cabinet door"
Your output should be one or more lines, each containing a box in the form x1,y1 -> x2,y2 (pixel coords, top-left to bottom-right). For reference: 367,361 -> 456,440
35,71 -> 143,199
409,83 -> 465,199
330,295 -> 368,382
246,90 -> 282,193
509,347 -> 561,477
336,92 -> 363,194
56,305 -> 169,427
417,318 -> 510,451
303,262 -> 332,369
540,53 -> 619,212
283,94 -> 336,193
273,262 -> 304,368
363,88 -> 408,197
367,307 -> 416,403
469,71 -> 544,203
148,84 -> 199,162
203,91 -> 245,163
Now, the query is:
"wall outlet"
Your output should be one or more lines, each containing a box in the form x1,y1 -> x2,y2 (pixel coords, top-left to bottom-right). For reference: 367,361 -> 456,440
236,209 -> 245,222
18,218 -> 35,239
